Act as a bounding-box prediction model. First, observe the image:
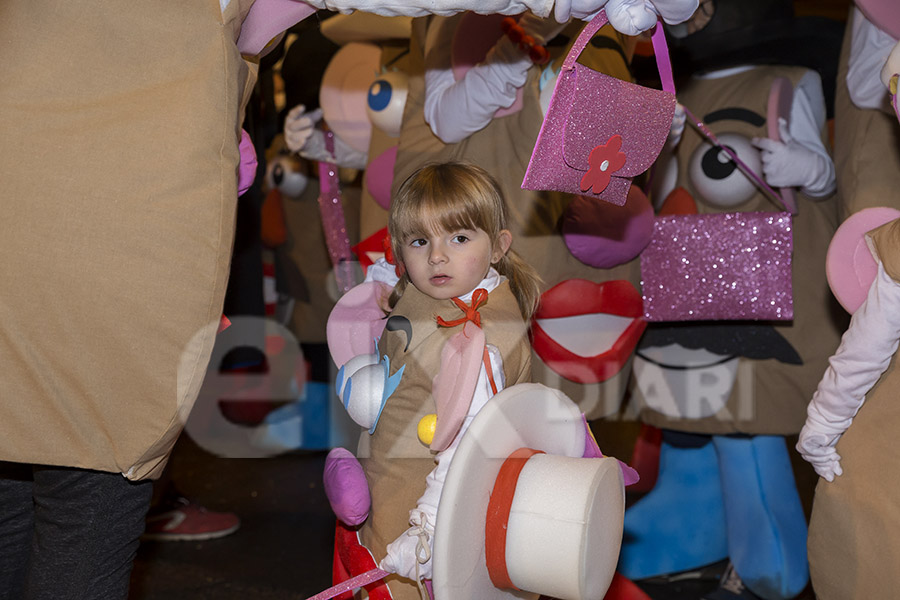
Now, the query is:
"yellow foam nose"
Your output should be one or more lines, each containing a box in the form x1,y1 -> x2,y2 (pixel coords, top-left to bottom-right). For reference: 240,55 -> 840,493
417,414 -> 437,446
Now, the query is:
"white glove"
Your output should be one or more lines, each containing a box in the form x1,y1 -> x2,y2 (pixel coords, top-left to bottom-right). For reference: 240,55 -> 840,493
606,0 -> 659,36
797,261 -> 900,482
797,405 -> 846,482
283,104 -> 324,153
751,117 -> 832,193
379,510 -> 435,580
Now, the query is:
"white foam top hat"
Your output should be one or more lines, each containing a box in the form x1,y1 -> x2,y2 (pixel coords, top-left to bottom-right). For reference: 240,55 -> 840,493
432,383 -> 625,600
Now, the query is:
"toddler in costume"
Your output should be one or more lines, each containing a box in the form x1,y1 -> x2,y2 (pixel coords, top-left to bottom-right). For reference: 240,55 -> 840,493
358,162 -> 541,599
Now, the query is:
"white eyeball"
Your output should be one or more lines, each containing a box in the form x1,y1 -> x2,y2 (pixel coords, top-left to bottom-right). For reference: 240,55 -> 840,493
266,154 -> 309,198
687,133 -> 761,209
365,70 -> 409,138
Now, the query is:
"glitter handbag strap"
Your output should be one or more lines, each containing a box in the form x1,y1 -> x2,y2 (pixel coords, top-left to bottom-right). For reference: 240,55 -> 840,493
562,10 -> 674,95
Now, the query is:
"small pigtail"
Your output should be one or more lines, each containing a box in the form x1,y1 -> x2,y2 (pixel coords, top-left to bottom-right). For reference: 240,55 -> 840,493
495,249 -> 542,321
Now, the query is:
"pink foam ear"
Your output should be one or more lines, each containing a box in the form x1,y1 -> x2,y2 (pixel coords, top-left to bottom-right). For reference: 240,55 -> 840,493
430,322 -> 485,452
326,282 -> 391,368
323,447 -> 371,526
826,207 -> 900,314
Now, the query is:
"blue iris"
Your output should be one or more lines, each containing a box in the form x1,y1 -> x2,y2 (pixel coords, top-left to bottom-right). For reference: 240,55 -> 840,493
368,80 -> 393,112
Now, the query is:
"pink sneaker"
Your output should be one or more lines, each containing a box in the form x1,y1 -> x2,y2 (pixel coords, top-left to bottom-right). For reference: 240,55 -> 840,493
143,496 -> 240,541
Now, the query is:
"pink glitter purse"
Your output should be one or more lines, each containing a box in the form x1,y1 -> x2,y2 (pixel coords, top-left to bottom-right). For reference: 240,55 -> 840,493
522,11 -> 677,206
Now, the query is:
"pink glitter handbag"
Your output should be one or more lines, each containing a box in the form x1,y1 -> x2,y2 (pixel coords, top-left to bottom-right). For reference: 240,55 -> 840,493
522,11 -> 676,206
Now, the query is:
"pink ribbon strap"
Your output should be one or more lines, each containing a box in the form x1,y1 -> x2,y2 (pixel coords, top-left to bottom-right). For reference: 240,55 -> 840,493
682,105 -> 789,213
317,130 -> 356,294
305,568 -> 391,600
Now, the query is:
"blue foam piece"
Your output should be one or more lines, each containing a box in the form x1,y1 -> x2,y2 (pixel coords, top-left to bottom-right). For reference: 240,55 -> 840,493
619,440 -> 728,579
713,435 -> 808,600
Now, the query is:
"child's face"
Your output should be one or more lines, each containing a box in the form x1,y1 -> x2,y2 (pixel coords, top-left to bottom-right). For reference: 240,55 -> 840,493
400,226 -> 511,301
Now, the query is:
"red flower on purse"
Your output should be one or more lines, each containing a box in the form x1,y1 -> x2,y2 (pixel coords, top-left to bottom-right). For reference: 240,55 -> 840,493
580,135 -> 627,195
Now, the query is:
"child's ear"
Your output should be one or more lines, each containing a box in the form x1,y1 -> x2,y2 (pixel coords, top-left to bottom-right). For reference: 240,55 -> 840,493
492,229 -> 512,263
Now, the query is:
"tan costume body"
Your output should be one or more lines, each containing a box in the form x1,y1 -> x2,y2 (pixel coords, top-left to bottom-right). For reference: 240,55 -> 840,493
0,0 -> 258,480
358,280 -> 531,599
634,66 -> 844,435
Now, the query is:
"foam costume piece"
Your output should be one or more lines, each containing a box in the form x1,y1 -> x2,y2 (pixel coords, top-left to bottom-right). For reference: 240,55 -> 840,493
333,521 -> 391,600
321,42 -> 380,154
430,321 -> 486,451
531,279 -> 646,384
825,206 -> 900,314
618,440 -> 727,579
326,281 -> 391,368
432,383 -> 625,600
713,435 -> 808,600
562,186 -> 654,269
338,354 -> 403,433
641,211 -> 794,322
283,43 -> 381,169
522,11 -> 677,207
324,447 -> 372,526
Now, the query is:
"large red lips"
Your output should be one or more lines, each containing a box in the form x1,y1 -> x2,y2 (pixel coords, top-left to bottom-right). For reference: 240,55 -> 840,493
531,279 -> 646,384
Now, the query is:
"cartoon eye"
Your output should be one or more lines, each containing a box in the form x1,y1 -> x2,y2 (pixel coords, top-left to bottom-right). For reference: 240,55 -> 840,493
365,70 -> 409,138
265,153 -> 309,198
687,133 -> 762,209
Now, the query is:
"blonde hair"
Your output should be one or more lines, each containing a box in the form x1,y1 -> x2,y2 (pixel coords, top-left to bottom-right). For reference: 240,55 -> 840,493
388,162 -> 541,320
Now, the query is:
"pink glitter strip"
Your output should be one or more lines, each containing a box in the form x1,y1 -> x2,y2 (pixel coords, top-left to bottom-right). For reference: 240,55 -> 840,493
317,130 -> 356,294
304,568 -> 390,600
682,105 -> 789,214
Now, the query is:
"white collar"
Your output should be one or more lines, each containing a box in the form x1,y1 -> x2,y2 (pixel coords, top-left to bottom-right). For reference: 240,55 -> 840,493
458,268 -> 505,302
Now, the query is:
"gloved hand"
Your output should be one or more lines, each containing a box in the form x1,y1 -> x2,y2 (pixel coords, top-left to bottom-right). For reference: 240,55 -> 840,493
751,117 -> 831,192
379,510 -> 435,580
797,414 -> 845,482
606,0 -> 659,36
283,104 -> 324,153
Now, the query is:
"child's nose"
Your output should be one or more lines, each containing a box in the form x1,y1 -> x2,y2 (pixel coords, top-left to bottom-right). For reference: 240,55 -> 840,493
428,244 -> 447,264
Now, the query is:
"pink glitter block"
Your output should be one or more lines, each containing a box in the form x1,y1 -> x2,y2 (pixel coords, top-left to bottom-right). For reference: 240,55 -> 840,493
641,212 -> 793,322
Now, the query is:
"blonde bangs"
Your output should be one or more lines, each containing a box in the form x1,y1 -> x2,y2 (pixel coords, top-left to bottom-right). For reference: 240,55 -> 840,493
390,162 -> 505,250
